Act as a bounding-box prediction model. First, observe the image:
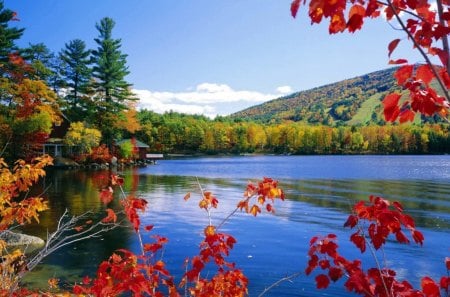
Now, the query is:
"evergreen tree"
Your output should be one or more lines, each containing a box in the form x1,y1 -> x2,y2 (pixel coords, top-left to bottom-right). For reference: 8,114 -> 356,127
91,17 -> 135,111
22,43 -> 55,81
0,1 -> 24,72
60,39 -> 92,119
91,17 -> 136,143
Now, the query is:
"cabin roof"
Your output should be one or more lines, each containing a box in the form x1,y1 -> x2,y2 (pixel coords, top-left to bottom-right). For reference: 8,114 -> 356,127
116,138 -> 150,148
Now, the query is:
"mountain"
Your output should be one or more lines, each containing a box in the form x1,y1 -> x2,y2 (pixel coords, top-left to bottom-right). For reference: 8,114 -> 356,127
230,67 -> 401,125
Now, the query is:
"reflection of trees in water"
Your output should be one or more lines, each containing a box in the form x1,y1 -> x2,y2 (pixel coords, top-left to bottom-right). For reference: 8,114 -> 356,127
283,179 -> 450,230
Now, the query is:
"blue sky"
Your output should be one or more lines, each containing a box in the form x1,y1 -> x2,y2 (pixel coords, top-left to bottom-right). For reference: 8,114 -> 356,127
4,0 -> 423,117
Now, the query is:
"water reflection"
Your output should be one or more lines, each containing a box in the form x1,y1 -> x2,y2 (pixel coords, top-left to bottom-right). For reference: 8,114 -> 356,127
19,156 -> 450,296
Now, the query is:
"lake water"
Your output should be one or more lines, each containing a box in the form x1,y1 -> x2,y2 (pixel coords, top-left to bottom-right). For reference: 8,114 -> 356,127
22,155 -> 450,296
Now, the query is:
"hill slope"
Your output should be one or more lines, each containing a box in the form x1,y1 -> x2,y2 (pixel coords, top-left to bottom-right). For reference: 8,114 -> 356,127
230,67 -> 401,125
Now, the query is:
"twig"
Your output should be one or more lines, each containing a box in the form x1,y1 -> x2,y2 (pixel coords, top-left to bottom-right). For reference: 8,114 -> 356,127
257,272 -> 302,297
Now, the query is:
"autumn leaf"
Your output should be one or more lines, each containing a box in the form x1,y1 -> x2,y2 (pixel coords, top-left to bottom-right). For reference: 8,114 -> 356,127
394,65 -> 414,85
416,64 -> 434,85
100,187 -> 114,205
184,192 -> 191,201
389,58 -> 408,65
250,205 -> 261,216
291,0 -> 301,18
388,39 -> 401,57
102,208 -> 117,223
347,5 -> 365,33
47,278 -> 59,289
412,229 -> 424,245
316,274 -> 330,289
421,276 -> 440,296
383,93 -> 402,122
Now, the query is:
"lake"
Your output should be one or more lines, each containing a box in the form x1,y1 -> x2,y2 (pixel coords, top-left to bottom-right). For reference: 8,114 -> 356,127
22,155 -> 450,296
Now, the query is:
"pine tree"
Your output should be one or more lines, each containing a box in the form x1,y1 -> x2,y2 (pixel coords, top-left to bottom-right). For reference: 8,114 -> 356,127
91,17 -> 135,112
60,39 -> 92,120
0,1 -> 24,72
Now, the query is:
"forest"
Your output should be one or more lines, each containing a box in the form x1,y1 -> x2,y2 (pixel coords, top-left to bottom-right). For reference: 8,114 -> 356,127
0,0 -> 448,164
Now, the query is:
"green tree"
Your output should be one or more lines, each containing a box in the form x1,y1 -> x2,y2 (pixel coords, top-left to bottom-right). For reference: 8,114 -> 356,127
91,17 -> 134,111
0,1 -> 23,65
91,17 -> 136,142
60,39 -> 92,120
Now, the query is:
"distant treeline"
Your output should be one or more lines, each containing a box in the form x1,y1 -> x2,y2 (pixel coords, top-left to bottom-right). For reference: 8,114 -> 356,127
136,110 -> 449,155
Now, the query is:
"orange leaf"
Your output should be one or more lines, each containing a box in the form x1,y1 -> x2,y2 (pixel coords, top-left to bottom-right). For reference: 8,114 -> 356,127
102,208 -> 117,223
250,205 -> 261,216
184,192 -> 191,201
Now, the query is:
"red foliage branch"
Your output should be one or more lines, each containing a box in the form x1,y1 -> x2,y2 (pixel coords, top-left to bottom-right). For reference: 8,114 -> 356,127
305,196 -> 449,297
290,0 -> 450,122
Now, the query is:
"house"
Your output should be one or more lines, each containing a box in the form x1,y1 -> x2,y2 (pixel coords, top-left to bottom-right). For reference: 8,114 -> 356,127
42,114 -> 71,157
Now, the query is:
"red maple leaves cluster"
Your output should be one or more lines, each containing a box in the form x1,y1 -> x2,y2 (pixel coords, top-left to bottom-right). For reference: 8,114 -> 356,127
291,0 -> 450,123
305,196 -> 449,296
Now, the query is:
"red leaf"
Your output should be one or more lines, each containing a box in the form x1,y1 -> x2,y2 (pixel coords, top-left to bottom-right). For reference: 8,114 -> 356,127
388,39 -> 401,58
416,64 -> 434,85
412,229 -> 424,245
329,12 -> 346,34
316,274 -> 330,289
440,276 -> 449,290
347,5 -> 365,33
394,65 -> 414,85
344,214 -> 358,228
319,259 -> 330,269
421,276 -> 440,297
291,0 -> 301,18
328,267 -> 344,282
383,93 -> 401,122
389,58 -> 408,65
395,231 -> 410,244
399,108 -> 415,123
350,232 -> 366,252
99,187 -> 114,205
392,201 -> 404,212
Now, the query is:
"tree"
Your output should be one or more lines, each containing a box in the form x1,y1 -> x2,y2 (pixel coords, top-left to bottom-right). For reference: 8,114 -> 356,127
21,42 -> 55,81
60,39 -> 92,119
290,0 -> 449,123
63,121 -> 102,154
0,1 -> 23,66
91,17 -> 135,111
91,17 -> 136,142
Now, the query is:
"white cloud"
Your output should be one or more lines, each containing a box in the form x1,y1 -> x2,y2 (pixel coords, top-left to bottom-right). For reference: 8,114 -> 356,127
133,83 -> 292,118
276,85 -> 293,94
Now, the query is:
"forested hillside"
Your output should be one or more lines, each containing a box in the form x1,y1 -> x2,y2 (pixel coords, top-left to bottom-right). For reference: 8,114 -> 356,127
230,67 -> 401,125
